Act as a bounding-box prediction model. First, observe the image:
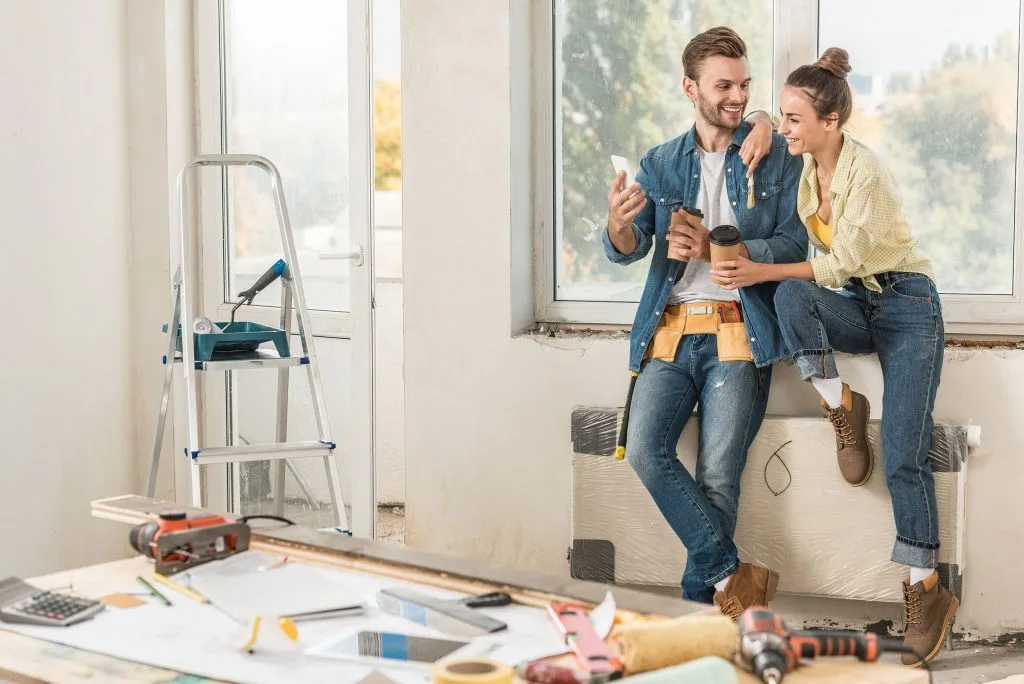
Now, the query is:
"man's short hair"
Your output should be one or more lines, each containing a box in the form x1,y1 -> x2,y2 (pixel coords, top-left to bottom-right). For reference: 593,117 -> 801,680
682,26 -> 747,81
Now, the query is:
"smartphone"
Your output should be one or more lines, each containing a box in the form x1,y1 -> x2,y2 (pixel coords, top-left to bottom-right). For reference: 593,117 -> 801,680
611,155 -> 634,188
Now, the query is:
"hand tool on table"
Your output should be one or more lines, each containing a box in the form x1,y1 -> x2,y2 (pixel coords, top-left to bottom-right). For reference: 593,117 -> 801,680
129,509 -> 250,575
375,588 -> 510,637
547,603 -> 622,681
516,659 -> 613,684
738,607 -> 925,683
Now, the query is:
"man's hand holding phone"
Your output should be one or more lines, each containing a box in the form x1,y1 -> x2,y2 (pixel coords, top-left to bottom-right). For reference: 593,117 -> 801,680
607,156 -> 646,255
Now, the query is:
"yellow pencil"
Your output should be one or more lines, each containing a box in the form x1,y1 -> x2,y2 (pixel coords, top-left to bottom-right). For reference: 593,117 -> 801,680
151,572 -> 209,604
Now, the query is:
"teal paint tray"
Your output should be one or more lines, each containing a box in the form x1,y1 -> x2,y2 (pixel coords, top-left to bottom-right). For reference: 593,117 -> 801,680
163,321 -> 290,362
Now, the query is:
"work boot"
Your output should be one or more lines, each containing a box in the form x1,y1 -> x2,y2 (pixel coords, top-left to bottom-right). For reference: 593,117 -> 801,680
901,571 -> 959,667
713,562 -> 780,621
823,384 -> 873,486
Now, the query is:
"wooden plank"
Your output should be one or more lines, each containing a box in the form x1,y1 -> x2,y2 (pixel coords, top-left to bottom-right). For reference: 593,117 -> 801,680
0,630 -> 207,684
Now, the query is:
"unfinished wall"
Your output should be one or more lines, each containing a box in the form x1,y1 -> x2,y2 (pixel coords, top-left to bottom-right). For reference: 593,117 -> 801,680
403,0 -> 1024,638
0,0 -> 135,577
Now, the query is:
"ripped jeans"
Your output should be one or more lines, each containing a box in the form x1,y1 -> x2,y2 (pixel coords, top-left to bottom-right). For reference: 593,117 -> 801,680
626,334 -> 771,603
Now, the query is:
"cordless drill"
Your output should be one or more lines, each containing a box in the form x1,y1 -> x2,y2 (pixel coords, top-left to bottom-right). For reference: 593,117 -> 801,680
739,607 -> 883,683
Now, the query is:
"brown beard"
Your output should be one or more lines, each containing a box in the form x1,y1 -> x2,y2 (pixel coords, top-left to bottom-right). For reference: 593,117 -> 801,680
695,87 -> 746,131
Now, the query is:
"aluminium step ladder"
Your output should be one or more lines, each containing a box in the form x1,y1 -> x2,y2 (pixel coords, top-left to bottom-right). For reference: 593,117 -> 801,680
146,154 -> 349,530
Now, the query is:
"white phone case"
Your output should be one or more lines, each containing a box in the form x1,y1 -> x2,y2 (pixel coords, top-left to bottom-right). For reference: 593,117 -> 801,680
610,155 -> 634,188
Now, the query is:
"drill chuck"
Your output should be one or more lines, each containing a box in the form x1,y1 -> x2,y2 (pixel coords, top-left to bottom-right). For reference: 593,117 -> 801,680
751,651 -> 787,684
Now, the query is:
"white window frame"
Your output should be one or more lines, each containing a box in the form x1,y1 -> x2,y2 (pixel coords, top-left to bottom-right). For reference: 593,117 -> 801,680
534,0 -> 1024,336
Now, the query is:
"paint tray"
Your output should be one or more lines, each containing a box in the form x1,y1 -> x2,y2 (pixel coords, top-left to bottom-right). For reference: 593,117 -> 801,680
163,321 -> 290,362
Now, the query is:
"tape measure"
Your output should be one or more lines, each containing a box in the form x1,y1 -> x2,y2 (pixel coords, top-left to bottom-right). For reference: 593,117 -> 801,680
433,658 -> 513,684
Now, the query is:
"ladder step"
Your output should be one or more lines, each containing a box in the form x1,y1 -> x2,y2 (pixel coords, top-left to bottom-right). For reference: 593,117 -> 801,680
164,349 -> 310,371
190,441 -> 336,465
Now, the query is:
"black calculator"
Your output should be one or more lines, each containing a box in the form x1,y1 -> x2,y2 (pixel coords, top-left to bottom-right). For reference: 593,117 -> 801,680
0,576 -> 105,627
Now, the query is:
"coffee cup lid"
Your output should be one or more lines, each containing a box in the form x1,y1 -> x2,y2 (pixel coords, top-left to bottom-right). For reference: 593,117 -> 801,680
709,224 -> 741,246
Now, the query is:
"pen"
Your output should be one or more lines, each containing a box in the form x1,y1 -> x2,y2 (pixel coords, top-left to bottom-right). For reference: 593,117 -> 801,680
151,572 -> 209,604
136,576 -> 172,606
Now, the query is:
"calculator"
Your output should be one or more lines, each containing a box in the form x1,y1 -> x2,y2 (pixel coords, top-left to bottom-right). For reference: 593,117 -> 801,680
0,576 -> 105,627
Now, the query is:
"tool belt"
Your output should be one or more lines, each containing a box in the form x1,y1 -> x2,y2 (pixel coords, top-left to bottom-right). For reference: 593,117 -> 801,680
644,300 -> 753,363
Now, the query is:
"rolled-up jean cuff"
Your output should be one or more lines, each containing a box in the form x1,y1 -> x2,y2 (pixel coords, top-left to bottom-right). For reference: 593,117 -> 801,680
704,558 -> 740,589
892,538 -> 939,568
793,350 -> 839,381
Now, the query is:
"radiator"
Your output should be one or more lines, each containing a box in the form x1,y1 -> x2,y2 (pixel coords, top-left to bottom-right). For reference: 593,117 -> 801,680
570,407 -> 967,603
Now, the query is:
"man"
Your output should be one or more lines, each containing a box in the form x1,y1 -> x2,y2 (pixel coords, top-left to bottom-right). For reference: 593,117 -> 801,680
604,26 -> 807,618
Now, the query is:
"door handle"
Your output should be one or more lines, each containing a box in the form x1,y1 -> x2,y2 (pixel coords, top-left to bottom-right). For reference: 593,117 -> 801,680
319,245 -> 364,267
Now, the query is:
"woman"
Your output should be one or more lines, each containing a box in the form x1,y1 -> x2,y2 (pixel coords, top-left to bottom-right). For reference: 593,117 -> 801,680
710,48 -> 955,667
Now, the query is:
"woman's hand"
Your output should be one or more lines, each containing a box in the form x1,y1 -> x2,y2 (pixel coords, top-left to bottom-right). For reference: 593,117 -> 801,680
711,256 -> 766,290
739,119 -> 772,178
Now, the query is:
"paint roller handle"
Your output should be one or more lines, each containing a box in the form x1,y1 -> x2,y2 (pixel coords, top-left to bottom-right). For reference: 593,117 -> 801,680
615,372 -> 639,460
237,259 -> 287,304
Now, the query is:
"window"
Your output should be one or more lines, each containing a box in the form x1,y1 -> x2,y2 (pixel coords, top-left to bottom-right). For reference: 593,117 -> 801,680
553,0 -> 775,304
542,0 -> 1024,332
223,0 -> 351,312
819,0 -> 1019,296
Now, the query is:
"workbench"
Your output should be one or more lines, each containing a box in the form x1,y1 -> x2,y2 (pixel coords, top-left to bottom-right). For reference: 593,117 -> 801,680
0,495 -> 927,683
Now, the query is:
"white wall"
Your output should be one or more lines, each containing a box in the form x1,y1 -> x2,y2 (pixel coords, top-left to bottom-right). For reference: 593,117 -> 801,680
403,0 -> 1024,638
0,0 -> 135,577
125,1 -> 194,505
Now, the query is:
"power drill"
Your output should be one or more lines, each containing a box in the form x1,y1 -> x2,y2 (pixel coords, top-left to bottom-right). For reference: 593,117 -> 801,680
738,607 -> 882,683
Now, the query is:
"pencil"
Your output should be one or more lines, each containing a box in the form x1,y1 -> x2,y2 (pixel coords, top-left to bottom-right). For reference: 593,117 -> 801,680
136,576 -> 172,606
258,555 -> 288,572
151,572 -> 209,604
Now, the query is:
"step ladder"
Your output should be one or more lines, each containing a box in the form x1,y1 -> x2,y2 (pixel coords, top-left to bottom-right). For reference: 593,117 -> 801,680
146,154 -> 349,530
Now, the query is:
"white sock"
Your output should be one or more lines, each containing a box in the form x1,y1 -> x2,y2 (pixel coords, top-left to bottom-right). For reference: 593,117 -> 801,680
910,567 -> 934,585
714,575 -> 732,593
811,376 -> 844,409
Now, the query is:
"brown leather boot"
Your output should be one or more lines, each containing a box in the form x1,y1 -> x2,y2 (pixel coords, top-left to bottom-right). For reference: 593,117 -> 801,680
901,571 -> 959,667
823,383 -> 873,486
713,562 -> 780,621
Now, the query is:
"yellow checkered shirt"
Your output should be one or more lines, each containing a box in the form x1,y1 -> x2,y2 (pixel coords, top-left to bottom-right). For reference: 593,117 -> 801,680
798,133 -> 935,292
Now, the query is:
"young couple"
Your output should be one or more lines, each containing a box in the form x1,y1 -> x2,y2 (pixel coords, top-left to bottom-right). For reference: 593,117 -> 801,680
604,26 -> 956,666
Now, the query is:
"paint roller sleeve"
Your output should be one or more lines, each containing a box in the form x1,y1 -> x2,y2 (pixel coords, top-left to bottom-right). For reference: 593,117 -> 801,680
610,612 -> 740,675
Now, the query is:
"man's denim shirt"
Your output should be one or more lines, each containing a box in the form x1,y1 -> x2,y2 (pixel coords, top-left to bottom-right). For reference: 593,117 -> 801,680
602,122 -> 808,372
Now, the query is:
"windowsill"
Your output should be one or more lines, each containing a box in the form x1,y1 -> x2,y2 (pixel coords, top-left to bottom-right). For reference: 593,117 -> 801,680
523,321 -> 1024,349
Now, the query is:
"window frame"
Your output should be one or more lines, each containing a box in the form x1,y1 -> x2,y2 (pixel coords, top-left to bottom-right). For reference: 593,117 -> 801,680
534,0 -> 1024,335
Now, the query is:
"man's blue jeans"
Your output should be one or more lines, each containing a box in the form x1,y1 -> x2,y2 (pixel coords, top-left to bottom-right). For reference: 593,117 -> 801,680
774,274 -> 943,568
626,334 -> 771,603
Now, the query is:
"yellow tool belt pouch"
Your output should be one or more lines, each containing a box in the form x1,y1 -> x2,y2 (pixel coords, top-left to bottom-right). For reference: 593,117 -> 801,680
645,302 -> 753,363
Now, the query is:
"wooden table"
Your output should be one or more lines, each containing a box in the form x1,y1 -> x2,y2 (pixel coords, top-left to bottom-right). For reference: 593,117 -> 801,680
0,495 -> 928,683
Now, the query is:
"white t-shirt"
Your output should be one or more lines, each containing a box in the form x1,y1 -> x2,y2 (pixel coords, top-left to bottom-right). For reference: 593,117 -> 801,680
667,146 -> 741,305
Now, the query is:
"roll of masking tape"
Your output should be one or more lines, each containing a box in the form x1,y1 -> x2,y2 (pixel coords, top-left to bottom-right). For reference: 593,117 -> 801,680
433,658 -> 514,684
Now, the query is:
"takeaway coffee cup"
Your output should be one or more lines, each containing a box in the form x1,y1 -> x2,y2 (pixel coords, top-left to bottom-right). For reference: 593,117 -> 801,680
709,224 -> 743,270
670,206 -> 704,262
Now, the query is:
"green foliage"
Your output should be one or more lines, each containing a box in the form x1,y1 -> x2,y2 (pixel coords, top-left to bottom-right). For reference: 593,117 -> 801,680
558,3 -> 1018,295
557,0 -> 773,288
871,35 -> 1016,294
